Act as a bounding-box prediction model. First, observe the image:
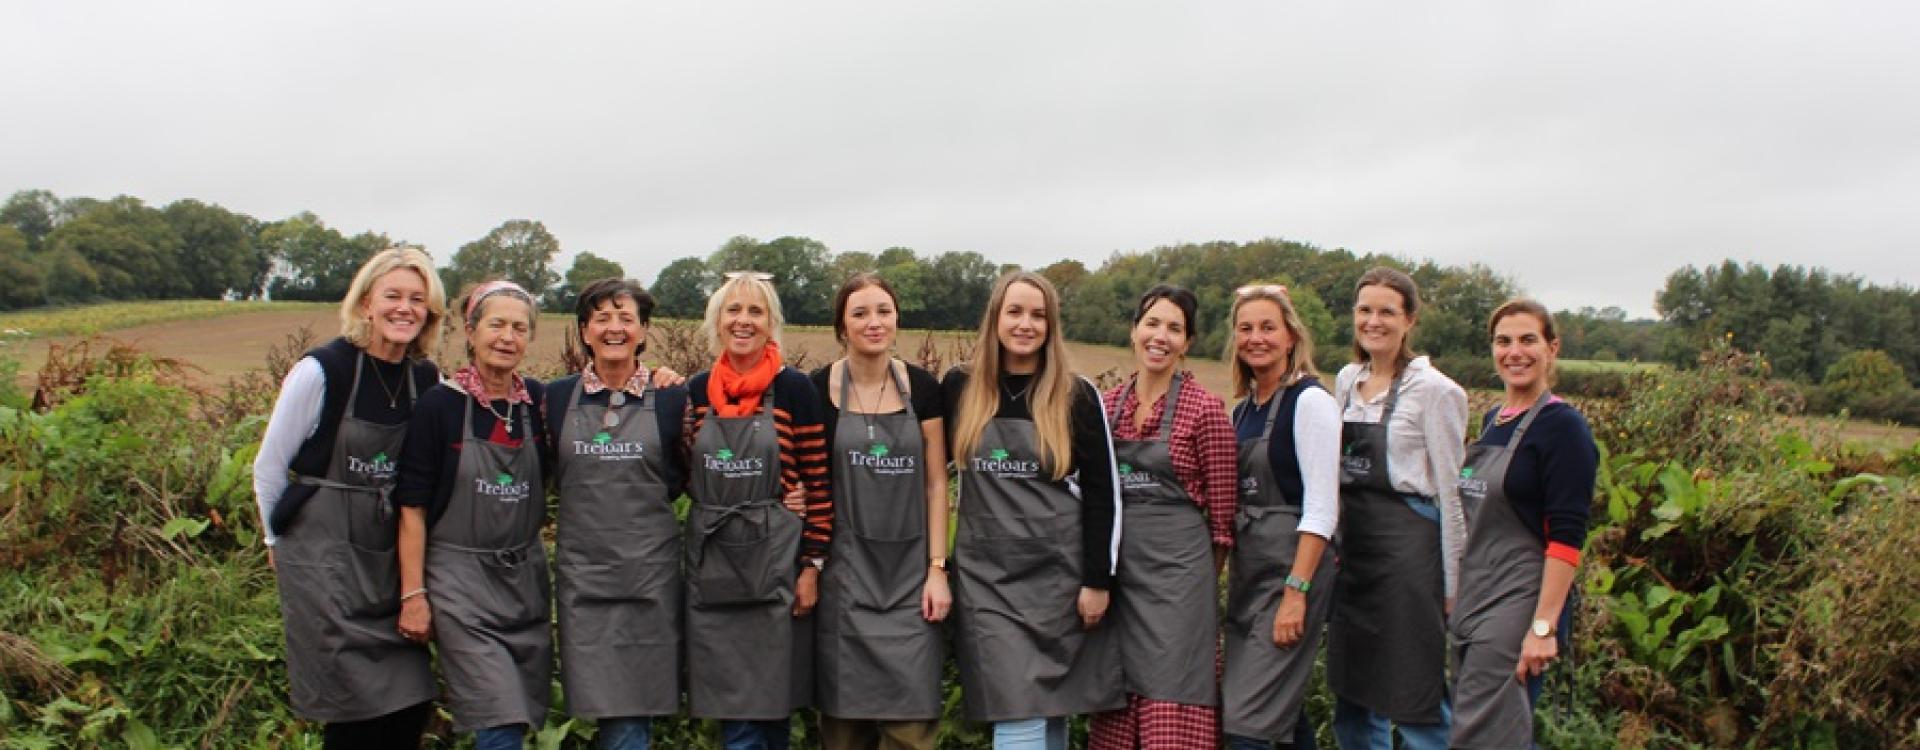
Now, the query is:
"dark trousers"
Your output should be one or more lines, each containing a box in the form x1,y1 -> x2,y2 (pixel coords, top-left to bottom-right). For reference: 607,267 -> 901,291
322,701 -> 433,750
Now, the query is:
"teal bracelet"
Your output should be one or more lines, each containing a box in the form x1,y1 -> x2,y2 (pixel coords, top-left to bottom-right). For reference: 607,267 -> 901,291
1283,574 -> 1311,594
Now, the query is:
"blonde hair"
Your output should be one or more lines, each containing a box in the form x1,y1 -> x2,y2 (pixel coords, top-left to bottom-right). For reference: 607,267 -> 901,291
340,246 -> 446,359
700,273 -> 785,356
952,271 -> 1076,480
1225,286 -> 1319,399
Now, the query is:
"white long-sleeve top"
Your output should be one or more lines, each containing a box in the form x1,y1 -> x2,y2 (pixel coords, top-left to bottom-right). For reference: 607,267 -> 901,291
251,356 -> 327,547
1333,356 -> 1469,597
1289,386 -> 1343,542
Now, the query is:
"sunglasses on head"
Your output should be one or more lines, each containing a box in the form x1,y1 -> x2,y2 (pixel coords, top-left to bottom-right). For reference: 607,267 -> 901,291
1236,284 -> 1288,299
724,271 -> 775,282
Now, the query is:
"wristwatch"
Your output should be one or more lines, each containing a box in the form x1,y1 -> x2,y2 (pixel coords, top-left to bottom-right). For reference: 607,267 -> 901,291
1530,618 -> 1555,638
1283,574 -> 1312,594
929,557 -> 948,571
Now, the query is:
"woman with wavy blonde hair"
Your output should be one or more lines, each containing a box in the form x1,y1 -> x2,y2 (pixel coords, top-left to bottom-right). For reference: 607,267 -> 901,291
254,246 -> 445,748
941,271 -> 1123,750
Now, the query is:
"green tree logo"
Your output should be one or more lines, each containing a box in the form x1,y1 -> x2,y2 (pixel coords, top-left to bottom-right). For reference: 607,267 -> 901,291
717,448 -> 735,460
1460,467 -> 1475,479
371,452 -> 388,464
593,432 -> 612,445
1118,462 -> 1134,475
495,472 -> 514,486
869,443 -> 890,457
990,448 -> 1009,461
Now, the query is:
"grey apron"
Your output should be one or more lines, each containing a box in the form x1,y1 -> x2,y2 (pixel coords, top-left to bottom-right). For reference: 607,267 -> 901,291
427,395 -> 552,732
278,353 -> 435,722
1221,379 -> 1338,740
1107,373 -> 1217,706
815,361 -> 943,720
685,379 -> 811,719
1448,393 -> 1551,749
555,377 -> 682,719
1327,374 -> 1447,724
952,415 -> 1123,722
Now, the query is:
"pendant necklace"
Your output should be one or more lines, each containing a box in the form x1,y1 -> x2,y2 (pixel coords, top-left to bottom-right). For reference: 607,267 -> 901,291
849,365 -> 888,441
479,382 -> 515,434
367,354 -> 403,408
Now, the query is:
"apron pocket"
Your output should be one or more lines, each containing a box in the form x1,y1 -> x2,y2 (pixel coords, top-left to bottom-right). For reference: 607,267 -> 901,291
841,533 -> 924,612
690,505 -> 796,606
345,487 -> 398,552
473,554 -> 549,630
1233,508 -> 1302,575
338,543 -> 401,618
561,556 -> 675,604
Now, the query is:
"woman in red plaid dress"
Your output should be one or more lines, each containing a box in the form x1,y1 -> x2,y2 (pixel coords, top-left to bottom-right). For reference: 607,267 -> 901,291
1089,285 -> 1241,750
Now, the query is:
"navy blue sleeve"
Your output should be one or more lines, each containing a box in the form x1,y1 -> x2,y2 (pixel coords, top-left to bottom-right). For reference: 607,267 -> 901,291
395,385 -> 455,511
1534,406 -> 1598,555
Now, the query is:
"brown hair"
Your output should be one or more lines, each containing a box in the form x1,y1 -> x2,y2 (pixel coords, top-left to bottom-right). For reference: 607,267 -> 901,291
1350,266 -> 1421,374
830,272 -> 900,345
951,271 -> 1077,480
1225,286 -> 1319,399
563,278 -> 654,373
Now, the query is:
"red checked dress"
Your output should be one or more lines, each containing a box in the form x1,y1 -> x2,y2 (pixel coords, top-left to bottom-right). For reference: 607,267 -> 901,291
1089,371 -> 1240,750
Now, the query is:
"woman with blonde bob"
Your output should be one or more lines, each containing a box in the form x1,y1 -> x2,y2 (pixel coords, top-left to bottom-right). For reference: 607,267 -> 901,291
941,271 -> 1123,750
682,271 -> 832,750
1219,284 -> 1341,750
254,247 -> 445,748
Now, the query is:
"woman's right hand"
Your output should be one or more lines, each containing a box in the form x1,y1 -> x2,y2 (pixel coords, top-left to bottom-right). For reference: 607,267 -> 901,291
1271,589 -> 1308,647
782,482 -> 807,514
398,597 -> 432,643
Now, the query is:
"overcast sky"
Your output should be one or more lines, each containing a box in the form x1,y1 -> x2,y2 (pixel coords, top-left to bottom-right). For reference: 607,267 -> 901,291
6,1 -> 1917,317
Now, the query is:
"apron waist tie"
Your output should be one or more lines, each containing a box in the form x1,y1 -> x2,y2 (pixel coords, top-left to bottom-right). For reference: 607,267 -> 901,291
289,472 -> 384,494
689,497 -> 782,567
1241,504 -> 1304,518
429,539 -> 540,568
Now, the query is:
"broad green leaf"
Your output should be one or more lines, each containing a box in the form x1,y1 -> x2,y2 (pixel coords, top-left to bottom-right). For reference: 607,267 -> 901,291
159,517 -> 211,541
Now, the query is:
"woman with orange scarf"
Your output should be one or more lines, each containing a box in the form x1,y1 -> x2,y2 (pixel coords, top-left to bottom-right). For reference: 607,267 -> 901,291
682,271 -> 833,750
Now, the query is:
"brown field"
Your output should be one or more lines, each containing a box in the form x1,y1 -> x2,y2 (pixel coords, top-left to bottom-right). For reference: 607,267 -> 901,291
6,307 -> 1237,396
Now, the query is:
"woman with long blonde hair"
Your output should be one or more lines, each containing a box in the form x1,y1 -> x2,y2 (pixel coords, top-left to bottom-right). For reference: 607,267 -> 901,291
941,271 -> 1123,750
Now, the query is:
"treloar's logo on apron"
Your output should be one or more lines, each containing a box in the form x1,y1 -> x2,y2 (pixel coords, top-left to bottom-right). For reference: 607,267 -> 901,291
848,443 -> 915,476
346,451 -> 396,481
1342,455 -> 1373,475
576,431 -> 646,462
1239,475 -> 1259,496
475,472 -> 531,502
1457,465 -> 1488,499
703,447 -> 767,479
972,447 -> 1040,479
1117,462 -> 1158,491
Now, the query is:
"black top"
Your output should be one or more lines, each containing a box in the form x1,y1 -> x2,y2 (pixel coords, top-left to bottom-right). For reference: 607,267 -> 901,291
272,337 -> 439,534
940,368 -> 1119,588
541,375 -> 692,497
1474,400 -> 1597,553
808,362 -> 947,451
1231,376 -> 1324,509
394,378 -> 552,529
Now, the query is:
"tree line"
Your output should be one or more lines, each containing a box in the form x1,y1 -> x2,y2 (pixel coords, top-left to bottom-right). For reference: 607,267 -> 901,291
4,188 -> 1917,412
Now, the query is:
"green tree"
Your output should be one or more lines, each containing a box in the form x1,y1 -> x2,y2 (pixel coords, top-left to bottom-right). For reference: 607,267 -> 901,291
445,220 -> 563,297
874,247 -> 928,321
920,251 -> 999,331
650,256 -> 713,319
44,196 -> 186,299
1822,349 -> 1910,409
1,189 -> 61,251
0,226 -> 45,309
546,252 -> 627,312
706,235 -> 834,325
261,213 -> 385,301
162,199 -> 255,298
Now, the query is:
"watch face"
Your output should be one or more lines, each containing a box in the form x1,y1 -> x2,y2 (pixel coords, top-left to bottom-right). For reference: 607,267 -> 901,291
1531,620 -> 1552,637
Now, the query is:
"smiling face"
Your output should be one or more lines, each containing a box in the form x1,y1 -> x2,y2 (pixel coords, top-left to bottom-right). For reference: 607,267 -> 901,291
1353,283 -> 1414,363
360,268 -> 429,352
996,281 -> 1049,371
1234,298 -> 1293,375
1492,311 -> 1559,394
466,296 -> 533,372
1132,298 -> 1191,376
719,286 -> 773,360
842,285 -> 898,357
583,293 -> 645,367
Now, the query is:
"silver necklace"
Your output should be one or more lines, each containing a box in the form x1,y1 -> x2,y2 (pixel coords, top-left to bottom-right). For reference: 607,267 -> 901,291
849,366 -> 890,440
480,392 -> 516,434
1000,376 -> 1032,404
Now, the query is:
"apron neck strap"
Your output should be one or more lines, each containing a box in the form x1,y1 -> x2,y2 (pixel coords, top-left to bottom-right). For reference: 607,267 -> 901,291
1506,391 -> 1553,444
1343,364 -> 1406,421
345,350 -> 367,416
838,358 -> 912,418
1112,371 -> 1183,441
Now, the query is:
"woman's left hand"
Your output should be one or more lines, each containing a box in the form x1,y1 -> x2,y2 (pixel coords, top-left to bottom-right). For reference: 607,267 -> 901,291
1078,587 -> 1110,630
921,567 -> 952,622
793,565 -> 820,617
1515,630 -> 1558,682
649,366 -> 686,388
781,482 -> 806,514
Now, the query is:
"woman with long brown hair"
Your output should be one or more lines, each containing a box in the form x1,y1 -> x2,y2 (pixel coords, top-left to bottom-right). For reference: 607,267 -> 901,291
942,271 -> 1123,750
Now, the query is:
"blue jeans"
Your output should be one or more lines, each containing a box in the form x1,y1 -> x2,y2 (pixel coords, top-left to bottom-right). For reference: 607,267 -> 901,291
1332,697 -> 1450,750
721,718 -> 791,750
474,724 -> 527,750
600,717 -> 652,750
1226,716 -> 1319,749
993,717 -> 1067,750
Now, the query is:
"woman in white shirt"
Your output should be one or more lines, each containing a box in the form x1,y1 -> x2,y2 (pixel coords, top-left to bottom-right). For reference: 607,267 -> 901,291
1326,267 -> 1468,750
